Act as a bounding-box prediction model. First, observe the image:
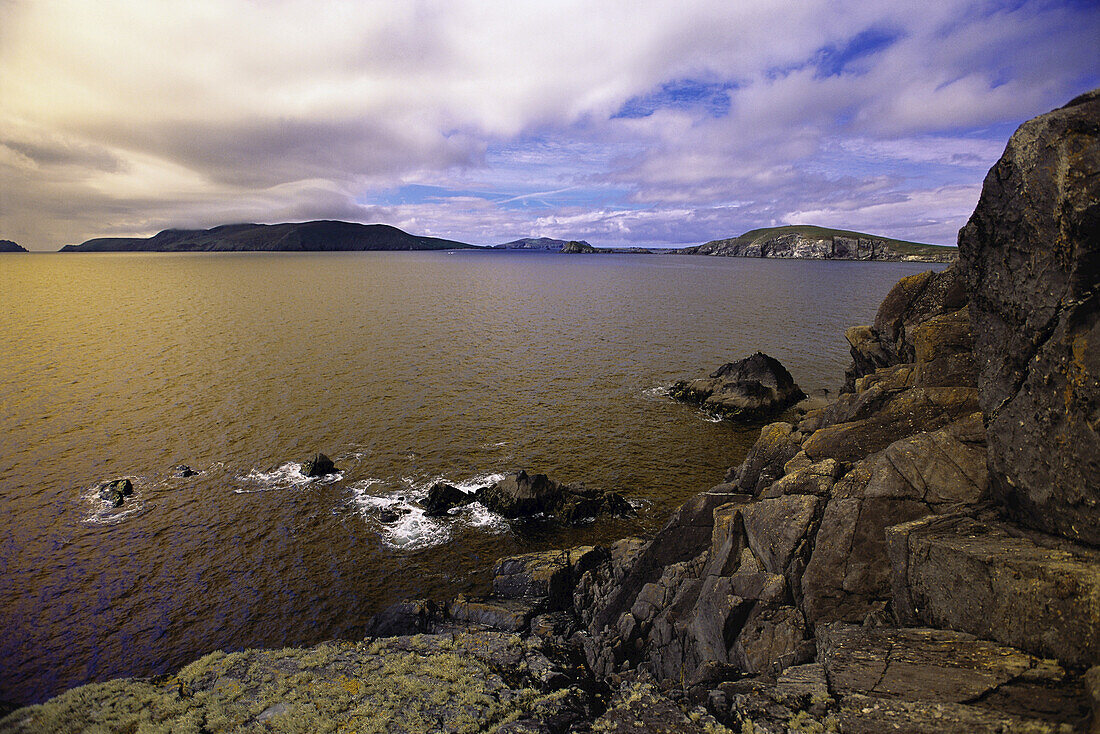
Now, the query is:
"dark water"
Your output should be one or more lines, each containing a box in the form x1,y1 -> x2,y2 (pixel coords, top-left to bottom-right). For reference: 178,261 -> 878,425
0,251 -> 941,704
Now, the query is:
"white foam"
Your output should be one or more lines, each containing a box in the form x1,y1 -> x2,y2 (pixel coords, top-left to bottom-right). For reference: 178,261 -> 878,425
642,385 -> 671,400
698,412 -> 724,423
81,478 -> 146,526
347,471 -> 509,550
234,462 -> 344,493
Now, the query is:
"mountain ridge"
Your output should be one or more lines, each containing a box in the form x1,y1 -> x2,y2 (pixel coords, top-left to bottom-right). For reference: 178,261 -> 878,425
59,221 -> 475,253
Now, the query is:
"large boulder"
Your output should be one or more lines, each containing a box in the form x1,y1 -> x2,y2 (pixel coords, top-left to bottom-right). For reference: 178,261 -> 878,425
671,352 -> 805,421
958,89 -> 1100,545
422,482 -> 474,516
98,479 -> 133,507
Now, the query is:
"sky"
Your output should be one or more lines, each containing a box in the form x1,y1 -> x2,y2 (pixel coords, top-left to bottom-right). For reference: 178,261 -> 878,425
1,1 -> 1098,251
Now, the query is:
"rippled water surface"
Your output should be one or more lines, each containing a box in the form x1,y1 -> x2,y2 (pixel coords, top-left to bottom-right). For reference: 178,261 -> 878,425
0,251 -> 942,704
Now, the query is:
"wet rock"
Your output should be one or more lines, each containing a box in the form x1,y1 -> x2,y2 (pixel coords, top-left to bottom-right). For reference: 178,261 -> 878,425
376,507 -> 409,524
98,479 -> 132,507
886,512 -> 1100,667
671,351 -> 805,422
477,470 -> 632,524
171,464 -> 198,478
421,482 -> 473,516
362,599 -> 440,637
301,452 -> 336,477
958,88 -> 1100,545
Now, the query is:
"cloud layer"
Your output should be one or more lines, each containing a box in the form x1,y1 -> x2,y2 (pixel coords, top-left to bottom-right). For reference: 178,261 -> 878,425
1,0 -> 1097,250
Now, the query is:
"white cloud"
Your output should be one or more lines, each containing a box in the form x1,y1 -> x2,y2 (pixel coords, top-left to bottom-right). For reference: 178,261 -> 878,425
0,0 -> 1096,249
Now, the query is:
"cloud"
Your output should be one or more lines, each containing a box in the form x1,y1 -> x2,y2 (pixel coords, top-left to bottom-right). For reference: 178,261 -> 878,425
0,0 -> 1097,249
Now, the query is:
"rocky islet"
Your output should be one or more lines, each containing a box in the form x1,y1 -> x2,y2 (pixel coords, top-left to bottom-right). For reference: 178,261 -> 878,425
4,92 -> 1099,732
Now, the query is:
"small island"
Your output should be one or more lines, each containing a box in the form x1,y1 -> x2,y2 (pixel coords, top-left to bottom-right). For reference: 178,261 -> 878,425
0,239 -> 28,253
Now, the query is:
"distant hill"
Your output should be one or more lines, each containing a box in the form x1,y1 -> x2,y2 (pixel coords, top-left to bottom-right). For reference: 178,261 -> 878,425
60,221 -> 475,252
680,225 -> 956,262
492,237 -> 592,251
0,239 -> 27,252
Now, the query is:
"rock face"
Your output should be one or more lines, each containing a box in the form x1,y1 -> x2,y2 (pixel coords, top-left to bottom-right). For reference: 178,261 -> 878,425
681,225 -> 957,262
301,452 -> 337,477
958,89 -> 1100,546
477,470 -> 633,524
670,352 -> 805,421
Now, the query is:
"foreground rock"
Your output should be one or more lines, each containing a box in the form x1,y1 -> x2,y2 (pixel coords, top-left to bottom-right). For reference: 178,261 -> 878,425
0,633 -> 595,734
477,470 -> 633,524
671,351 -> 805,421
97,478 -> 133,507
958,89 -> 1100,546
301,452 -> 337,477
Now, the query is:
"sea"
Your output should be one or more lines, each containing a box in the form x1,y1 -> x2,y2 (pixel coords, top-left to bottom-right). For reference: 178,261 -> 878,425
0,250 -> 944,705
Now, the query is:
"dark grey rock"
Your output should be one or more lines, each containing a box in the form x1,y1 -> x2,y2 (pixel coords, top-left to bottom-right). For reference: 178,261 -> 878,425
98,479 -> 132,507
958,88 -> 1100,545
477,470 -> 632,524
886,512 -> 1100,667
301,452 -> 336,477
725,422 -> 804,494
671,352 -> 805,422
422,482 -> 473,516
171,464 -> 198,478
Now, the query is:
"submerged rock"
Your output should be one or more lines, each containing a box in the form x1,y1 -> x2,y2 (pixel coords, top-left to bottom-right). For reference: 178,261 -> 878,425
97,479 -> 132,507
301,452 -> 336,477
171,464 -> 198,478
671,351 -> 805,421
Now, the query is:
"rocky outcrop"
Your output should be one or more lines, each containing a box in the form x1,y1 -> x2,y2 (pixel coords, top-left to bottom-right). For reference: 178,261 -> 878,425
559,240 -> 600,254
681,225 -> 957,262
671,352 -> 805,422
301,452 -> 337,477
422,482 -> 475,516
98,478 -> 133,507
958,89 -> 1100,546
477,470 -> 633,524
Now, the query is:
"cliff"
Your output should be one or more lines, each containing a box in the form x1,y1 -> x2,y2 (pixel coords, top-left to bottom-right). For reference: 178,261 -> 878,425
0,240 -> 27,253
4,92 -> 1098,733
681,224 -> 958,262
493,237 -> 590,251
59,221 -> 475,252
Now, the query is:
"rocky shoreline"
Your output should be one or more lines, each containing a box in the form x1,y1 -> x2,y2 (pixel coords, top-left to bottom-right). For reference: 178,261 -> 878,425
3,92 -> 1097,733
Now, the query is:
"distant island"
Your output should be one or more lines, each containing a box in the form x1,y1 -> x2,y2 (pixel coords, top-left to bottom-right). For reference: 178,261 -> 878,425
56,220 -> 954,262
0,239 -> 28,253
59,221 -> 475,253
492,237 -> 588,251
679,224 -> 956,262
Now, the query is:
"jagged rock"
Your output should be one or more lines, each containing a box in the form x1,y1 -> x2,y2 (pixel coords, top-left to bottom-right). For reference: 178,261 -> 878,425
801,386 -> 978,463
492,546 -> 605,609
670,352 -> 805,422
98,479 -> 133,507
301,452 -> 336,477
741,495 -> 822,579
732,605 -> 814,675
725,422 -> 804,494
422,482 -> 474,516
477,470 -> 632,524
958,89 -> 1100,545
819,624 -> 1089,732
886,512 -> 1100,667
